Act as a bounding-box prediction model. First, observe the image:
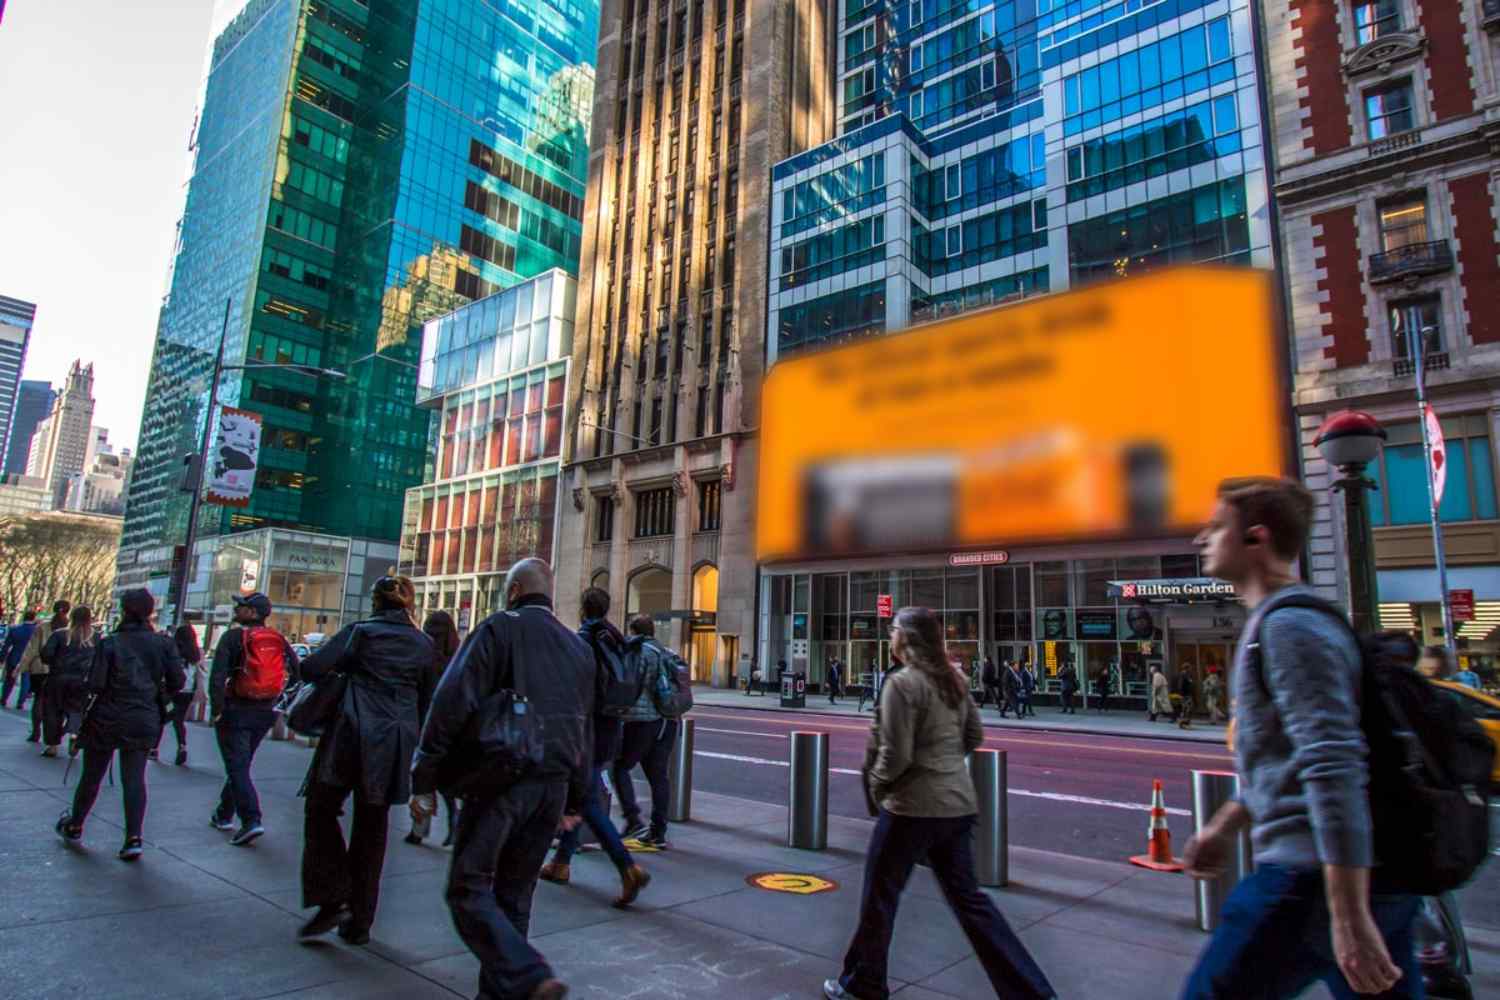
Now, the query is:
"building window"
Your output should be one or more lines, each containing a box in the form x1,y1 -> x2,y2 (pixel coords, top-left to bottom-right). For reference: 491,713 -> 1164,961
1365,79 -> 1415,139
634,487 -> 675,537
1377,194 -> 1427,251
1352,0 -> 1401,45
1368,414 -> 1498,526
910,91 -> 923,119
595,495 -> 615,542
910,45 -> 924,72
697,479 -> 722,531
944,164 -> 961,200
946,225 -> 962,257
909,0 -> 922,26
1389,296 -> 1442,359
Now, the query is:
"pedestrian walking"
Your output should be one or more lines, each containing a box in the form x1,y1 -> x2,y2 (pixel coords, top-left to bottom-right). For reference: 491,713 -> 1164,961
610,614 -> 682,850
538,587 -> 650,903
410,559 -> 596,1000
1181,476 -> 1419,999
405,610 -> 460,847
1415,645 -> 1454,682
1018,663 -> 1036,717
154,624 -> 202,765
0,610 -> 37,709
1453,662 -> 1481,691
1177,670 -> 1195,729
39,607 -> 97,757
1001,661 -> 1022,719
824,606 -> 1055,1000
1149,666 -> 1172,722
1202,668 -> 1226,724
53,589 -> 185,861
980,657 -> 999,709
297,576 -> 434,945
1058,666 -> 1078,714
19,600 -> 68,743
208,591 -> 297,847
1093,666 -> 1113,713
858,659 -> 879,712
828,658 -> 843,705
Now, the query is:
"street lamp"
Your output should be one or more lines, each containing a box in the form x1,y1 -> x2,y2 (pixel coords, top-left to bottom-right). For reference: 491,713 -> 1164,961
173,300 -> 347,627
1314,410 -> 1387,635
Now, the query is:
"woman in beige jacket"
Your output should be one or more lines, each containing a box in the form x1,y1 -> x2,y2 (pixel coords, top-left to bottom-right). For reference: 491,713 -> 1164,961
824,606 -> 1055,1000
20,600 -> 69,745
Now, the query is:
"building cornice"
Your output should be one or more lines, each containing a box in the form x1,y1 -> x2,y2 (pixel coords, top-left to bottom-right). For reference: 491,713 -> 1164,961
1273,118 -> 1500,208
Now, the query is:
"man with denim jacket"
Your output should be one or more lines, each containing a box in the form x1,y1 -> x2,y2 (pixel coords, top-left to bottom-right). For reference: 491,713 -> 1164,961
1180,477 -> 1417,999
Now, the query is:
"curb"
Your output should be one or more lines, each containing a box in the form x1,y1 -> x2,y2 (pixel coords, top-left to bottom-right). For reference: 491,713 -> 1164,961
693,698 -> 1229,747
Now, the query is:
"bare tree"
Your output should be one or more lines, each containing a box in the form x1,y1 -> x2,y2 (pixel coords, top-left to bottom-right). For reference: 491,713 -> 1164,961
0,512 -> 121,620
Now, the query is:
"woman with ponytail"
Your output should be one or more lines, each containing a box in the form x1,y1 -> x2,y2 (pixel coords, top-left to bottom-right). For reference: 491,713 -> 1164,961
824,606 -> 1055,1000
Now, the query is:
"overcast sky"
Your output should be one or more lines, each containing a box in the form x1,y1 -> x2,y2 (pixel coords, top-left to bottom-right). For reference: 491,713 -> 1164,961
0,1 -> 233,452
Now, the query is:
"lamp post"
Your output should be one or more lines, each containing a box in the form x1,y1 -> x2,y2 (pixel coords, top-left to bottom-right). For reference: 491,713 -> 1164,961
1314,410 -> 1388,635
1413,325 -> 1456,659
173,300 -> 346,627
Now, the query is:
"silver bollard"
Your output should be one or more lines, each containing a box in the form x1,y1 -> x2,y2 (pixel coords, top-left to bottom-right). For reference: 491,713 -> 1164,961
1191,770 -> 1252,932
668,718 -> 694,823
788,731 -> 829,850
271,714 -> 289,741
970,749 -> 1009,887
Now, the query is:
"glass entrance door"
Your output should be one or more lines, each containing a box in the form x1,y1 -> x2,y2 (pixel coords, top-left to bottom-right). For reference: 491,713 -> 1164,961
1173,641 -> 1229,716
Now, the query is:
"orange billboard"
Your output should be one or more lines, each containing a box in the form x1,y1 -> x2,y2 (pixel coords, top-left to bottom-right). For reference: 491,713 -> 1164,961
758,267 -> 1287,562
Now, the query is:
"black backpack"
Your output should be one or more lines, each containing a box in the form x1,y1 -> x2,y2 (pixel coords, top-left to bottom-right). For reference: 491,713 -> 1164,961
1251,593 -> 1493,895
590,624 -> 646,717
648,642 -> 694,719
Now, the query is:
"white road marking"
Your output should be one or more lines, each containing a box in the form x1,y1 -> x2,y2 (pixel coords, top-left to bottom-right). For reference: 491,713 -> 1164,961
692,750 -> 1192,816
694,727 -> 787,739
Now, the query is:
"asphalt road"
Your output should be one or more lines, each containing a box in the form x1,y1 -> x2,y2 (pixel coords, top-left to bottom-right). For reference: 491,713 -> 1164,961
685,703 -> 1235,865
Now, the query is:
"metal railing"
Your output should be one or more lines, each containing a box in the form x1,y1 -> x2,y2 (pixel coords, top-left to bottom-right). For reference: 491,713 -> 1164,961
1368,239 -> 1453,283
1393,351 -> 1449,377
1368,128 -> 1422,156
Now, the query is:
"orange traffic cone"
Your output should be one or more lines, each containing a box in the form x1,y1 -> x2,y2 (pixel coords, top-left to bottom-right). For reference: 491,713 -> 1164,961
1129,779 -> 1183,872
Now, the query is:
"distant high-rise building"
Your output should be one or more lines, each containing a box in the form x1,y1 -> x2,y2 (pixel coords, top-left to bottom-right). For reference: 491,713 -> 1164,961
0,296 -> 35,475
118,0 -> 600,630
27,361 -> 96,509
65,434 -> 132,517
5,380 -> 54,476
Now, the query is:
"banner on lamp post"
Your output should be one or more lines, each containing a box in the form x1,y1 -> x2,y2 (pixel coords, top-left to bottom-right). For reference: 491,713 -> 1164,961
1424,404 -> 1446,506
206,407 -> 262,508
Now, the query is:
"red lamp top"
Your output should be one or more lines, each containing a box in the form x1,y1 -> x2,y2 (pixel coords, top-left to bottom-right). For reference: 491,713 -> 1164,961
1314,410 -> 1387,469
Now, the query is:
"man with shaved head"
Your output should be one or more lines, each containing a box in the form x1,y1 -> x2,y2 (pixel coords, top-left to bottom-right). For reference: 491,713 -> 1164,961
411,558 -> 595,1000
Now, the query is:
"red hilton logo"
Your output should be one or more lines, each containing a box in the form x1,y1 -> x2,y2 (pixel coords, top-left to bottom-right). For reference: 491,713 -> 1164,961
1121,584 -> 1138,599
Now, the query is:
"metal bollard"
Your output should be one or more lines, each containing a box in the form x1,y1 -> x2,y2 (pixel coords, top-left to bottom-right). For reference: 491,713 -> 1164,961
788,731 -> 829,850
272,714 -> 289,741
668,718 -> 694,823
1191,770 -> 1252,932
970,749 -> 1009,887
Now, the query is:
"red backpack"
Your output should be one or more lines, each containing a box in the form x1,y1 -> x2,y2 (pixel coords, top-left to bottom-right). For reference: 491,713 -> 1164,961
233,626 -> 287,700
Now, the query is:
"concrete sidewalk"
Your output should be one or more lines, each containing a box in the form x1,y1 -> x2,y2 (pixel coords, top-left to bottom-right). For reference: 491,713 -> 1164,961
694,685 -> 1231,745
0,705 -> 1492,1000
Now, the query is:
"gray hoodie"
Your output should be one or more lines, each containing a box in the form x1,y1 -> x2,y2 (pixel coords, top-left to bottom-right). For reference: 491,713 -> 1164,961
1232,585 -> 1372,869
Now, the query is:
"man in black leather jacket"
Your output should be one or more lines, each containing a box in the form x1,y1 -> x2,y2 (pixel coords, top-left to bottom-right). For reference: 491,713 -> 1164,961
410,559 -> 594,1000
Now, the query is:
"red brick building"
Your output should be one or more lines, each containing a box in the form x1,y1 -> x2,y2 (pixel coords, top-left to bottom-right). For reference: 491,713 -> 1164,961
1263,1 -> 1500,661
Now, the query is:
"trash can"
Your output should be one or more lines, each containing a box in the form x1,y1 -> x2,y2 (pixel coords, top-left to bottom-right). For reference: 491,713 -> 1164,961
780,671 -> 806,708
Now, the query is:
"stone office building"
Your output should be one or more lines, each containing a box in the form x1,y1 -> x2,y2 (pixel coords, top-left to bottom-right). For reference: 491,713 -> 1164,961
553,0 -> 838,685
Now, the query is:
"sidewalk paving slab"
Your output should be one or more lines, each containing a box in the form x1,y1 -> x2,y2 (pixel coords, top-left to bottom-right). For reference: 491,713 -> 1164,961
1,703 -> 1494,1000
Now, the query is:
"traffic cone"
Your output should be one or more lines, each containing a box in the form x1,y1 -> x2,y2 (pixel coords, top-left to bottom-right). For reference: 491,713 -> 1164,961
1129,779 -> 1183,872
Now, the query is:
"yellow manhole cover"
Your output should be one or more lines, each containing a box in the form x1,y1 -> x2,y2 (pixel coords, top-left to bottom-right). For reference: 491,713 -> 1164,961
746,872 -> 838,894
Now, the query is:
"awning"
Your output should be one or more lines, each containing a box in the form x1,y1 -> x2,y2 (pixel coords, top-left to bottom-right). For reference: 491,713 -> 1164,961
1377,567 -> 1499,603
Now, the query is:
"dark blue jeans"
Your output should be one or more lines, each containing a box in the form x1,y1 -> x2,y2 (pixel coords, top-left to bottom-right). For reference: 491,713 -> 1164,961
1181,864 -> 1422,999
613,718 -> 676,837
214,708 -> 274,825
552,765 -> 633,872
840,810 -> 1055,1000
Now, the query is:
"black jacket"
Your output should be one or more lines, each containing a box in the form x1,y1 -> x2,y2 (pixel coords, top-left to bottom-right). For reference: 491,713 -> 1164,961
411,594 -> 594,812
208,624 -> 299,717
579,617 -> 626,766
42,629 -> 96,682
79,623 -> 185,752
300,609 -> 434,806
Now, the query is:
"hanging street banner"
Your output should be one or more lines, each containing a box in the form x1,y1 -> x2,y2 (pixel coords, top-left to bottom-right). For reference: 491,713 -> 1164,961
206,407 -> 263,508
1425,404 -> 1446,506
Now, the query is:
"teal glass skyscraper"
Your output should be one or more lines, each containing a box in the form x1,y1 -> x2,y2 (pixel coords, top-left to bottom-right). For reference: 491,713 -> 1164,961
119,0 -> 597,615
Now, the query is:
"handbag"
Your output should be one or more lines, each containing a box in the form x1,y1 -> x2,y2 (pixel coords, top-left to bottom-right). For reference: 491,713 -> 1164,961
435,689 -> 545,801
284,626 -> 358,737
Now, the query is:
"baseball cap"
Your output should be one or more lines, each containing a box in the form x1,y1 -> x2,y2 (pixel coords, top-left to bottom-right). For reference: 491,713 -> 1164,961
234,592 -> 273,618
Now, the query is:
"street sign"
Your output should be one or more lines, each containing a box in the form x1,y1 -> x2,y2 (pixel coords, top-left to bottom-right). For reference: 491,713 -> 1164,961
876,594 -> 893,618
1450,589 -> 1475,622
